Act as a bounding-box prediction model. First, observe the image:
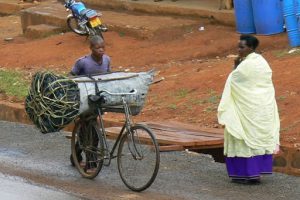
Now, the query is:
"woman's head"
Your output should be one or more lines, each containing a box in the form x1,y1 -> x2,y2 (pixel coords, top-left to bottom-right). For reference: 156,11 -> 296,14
89,35 -> 105,60
238,34 -> 259,58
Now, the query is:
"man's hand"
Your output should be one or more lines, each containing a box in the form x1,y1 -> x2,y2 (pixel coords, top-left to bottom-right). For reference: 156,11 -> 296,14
233,57 -> 242,69
69,71 -> 75,76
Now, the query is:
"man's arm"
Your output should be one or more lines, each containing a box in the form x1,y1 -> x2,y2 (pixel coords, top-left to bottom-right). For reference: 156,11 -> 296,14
106,55 -> 112,72
70,58 -> 83,76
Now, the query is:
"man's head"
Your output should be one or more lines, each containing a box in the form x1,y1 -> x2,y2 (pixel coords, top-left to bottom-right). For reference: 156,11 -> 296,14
238,34 -> 259,58
89,35 -> 105,60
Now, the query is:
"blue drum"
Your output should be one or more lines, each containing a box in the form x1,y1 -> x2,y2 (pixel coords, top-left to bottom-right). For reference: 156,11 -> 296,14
252,0 -> 284,35
233,0 -> 256,34
282,0 -> 300,47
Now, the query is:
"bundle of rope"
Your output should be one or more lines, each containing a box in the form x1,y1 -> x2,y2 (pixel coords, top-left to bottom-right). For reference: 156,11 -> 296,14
25,72 -> 80,133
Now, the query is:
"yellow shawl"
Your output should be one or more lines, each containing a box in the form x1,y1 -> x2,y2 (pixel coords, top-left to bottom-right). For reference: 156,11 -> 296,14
218,53 -> 280,150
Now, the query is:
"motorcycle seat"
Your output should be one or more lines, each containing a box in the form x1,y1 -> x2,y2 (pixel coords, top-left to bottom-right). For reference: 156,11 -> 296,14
80,9 -> 97,18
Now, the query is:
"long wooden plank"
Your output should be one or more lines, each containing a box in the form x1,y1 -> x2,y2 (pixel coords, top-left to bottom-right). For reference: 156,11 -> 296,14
105,128 -> 192,145
159,145 -> 184,152
105,127 -> 223,147
66,122 -> 224,150
149,127 -> 224,139
152,130 -> 223,141
105,127 -> 221,142
148,123 -> 224,136
143,121 -> 224,135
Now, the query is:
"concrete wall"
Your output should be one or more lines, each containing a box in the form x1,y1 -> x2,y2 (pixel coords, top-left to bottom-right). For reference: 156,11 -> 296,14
273,146 -> 300,176
0,1 -> 33,15
20,3 -> 67,33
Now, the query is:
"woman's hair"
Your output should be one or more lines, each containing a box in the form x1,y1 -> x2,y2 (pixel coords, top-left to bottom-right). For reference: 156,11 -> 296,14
240,34 -> 259,50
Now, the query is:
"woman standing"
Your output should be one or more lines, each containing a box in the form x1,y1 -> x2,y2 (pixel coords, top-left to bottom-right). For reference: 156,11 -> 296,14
218,34 -> 280,184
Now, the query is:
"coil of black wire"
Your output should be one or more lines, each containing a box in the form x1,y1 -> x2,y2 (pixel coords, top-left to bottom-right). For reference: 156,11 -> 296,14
25,72 -> 80,133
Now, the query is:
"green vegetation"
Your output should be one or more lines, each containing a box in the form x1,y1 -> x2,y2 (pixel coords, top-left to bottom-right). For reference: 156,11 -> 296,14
189,98 -> 207,105
276,95 -> 286,101
187,89 -> 221,113
204,106 -> 217,113
207,89 -> 221,104
119,31 -> 125,37
174,88 -> 189,99
168,104 -> 177,110
0,69 -> 29,99
189,89 -> 220,105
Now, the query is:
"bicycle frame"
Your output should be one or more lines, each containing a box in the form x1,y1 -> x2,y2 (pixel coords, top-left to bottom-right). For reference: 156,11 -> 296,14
71,88 -> 160,191
95,94 -> 137,166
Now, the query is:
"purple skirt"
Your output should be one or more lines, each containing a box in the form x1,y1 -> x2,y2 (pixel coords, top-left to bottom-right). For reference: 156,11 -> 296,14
225,154 -> 273,180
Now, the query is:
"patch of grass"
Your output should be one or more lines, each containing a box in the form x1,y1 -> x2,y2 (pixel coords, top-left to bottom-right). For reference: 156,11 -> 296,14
203,106 -> 217,113
276,95 -> 286,101
167,104 -> 177,110
207,89 -> 221,104
174,88 -> 189,99
119,32 -> 125,37
0,69 -> 29,99
207,94 -> 220,104
189,98 -> 207,105
189,89 -> 220,106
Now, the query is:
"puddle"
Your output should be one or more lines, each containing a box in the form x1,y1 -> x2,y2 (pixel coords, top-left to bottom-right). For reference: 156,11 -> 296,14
0,148 -> 25,157
0,173 -> 85,200
0,148 -> 26,157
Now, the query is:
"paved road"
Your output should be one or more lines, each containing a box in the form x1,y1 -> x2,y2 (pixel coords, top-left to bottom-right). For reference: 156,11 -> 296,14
0,172 -> 85,200
0,121 -> 299,200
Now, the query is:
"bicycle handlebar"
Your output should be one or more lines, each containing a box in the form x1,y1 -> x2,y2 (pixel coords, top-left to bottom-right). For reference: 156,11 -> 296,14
99,89 -> 137,96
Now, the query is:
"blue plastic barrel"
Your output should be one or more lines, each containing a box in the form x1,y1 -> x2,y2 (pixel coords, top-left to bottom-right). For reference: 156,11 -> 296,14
282,0 -> 300,47
294,0 -> 300,15
233,0 -> 256,34
294,0 -> 300,33
282,0 -> 296,23
284,15 -> 298,31
252,0 -> 284,35
287,29 -> 300,47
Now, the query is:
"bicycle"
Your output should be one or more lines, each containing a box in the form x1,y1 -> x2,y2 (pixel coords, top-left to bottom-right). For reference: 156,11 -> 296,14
70,89 -> 160,192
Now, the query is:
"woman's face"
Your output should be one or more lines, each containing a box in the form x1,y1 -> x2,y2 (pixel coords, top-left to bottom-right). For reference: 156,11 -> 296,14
238,40 -> 253,58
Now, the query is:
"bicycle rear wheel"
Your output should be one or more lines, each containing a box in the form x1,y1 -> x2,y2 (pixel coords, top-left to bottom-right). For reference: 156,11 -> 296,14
71,120 -> 104,179
117,124 -> 160,192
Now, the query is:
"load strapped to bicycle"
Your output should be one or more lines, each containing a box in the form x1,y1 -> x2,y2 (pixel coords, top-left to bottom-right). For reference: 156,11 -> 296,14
25,70 -> 160,192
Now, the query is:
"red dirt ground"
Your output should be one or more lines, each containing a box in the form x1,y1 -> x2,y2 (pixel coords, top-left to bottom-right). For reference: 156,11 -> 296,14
0,15 -> 300,148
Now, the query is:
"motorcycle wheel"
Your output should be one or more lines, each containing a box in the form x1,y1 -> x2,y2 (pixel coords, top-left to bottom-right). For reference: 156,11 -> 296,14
67,16 -> 88,36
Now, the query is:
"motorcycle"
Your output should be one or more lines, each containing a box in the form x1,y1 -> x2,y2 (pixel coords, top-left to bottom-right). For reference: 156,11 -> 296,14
64,0 -> 108,39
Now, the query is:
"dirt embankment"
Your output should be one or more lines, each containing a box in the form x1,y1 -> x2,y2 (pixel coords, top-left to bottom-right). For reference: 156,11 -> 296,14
0,10 -> 299,148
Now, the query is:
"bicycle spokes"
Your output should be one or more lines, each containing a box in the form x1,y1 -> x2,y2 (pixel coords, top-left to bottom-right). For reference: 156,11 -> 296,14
117,124 -> 160,192
71,121 -> 105,179
127,130 -> 144,160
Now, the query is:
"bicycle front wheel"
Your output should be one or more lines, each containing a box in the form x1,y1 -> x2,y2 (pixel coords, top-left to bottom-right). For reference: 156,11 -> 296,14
117,124 -> 160,192
71,120 -> 104,179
